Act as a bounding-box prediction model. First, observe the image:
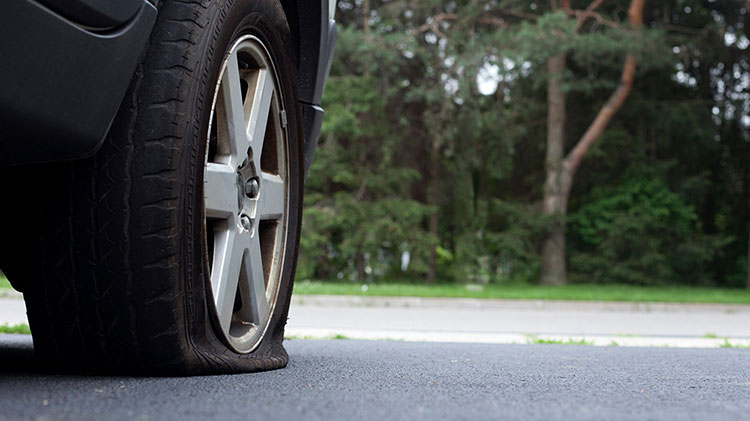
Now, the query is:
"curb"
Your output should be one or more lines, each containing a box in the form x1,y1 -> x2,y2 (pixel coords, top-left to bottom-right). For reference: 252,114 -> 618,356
285,328 -> 750,349
292,294 -> 750,313
0,289 -> 21,300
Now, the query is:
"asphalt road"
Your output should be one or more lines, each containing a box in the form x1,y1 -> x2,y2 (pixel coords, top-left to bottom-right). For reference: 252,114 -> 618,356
0,334 -> 748,420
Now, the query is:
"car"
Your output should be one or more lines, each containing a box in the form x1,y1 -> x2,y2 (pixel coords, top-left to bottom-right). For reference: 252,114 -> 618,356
0,0 -> 336,375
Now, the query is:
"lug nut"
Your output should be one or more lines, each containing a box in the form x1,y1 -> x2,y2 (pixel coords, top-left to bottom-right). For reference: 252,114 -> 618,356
245,178 -> 260,198
240,215 -> 252,231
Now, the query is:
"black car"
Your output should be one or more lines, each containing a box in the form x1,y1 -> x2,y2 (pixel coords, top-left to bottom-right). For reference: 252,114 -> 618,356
0,0 -> 336,374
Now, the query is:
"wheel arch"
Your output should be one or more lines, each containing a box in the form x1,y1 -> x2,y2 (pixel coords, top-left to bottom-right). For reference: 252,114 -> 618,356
278,1 -> 336,177
279,0 -> 336,106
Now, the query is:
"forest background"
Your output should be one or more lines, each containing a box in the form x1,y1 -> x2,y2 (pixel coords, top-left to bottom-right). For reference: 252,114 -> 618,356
299,0 -> 750,291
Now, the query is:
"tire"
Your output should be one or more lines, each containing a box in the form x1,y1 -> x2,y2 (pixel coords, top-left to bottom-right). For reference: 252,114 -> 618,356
1,0 -> 303,375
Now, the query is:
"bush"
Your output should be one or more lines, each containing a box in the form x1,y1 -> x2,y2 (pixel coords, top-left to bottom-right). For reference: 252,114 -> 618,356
568,179 -> 731,286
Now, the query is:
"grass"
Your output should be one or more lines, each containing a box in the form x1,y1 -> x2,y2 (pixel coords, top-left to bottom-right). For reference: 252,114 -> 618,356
0,275 -> 11,290
525,335 -> 594,346
0,323 -> 30,334
4,271 -> 748,304
719,339 -> 750,349
293,280 -> 750,304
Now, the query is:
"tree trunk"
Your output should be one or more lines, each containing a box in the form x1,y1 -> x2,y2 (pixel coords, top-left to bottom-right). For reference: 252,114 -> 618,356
362,0 -> 370,33
356,244 -> 366,282
426,141 -> 440,284
540,53 -> 570,286
539,0 -> 645,285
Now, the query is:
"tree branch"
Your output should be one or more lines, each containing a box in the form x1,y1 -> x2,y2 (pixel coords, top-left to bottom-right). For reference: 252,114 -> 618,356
570,0 -> 619,31
414,12 -> 512,37
477,16 -> 509,28
488,8 -> 538,21
414,13 -> 457,38
563,0 -> 645,173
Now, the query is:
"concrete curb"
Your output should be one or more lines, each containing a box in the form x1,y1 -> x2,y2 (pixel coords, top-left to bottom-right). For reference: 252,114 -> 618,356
292,294 -> 750,313
0,289 -> 21,299
285,328 -> 750,349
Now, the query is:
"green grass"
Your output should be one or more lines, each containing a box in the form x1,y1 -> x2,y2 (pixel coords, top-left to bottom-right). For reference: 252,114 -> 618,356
0,323 -> 30,334
525,335 -> 594,346
719,339 -> 750,349
293,280 -> 750,304
0,275 -> 11,290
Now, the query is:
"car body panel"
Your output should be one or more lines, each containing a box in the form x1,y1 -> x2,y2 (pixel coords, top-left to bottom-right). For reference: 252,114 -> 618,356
0,0 -> 336,171
37,0 -> 146,29
279,0 -> 337,176
0,0 -> 157,165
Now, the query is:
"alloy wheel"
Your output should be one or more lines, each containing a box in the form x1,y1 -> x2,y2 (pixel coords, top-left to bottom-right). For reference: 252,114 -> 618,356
203,35 -> 288,353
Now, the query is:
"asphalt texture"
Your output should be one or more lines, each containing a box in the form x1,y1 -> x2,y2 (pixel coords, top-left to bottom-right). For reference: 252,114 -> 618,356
0,335 -> 748,420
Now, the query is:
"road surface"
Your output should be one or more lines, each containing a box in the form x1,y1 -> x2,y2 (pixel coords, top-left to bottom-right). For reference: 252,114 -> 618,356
0,334 -> 748,420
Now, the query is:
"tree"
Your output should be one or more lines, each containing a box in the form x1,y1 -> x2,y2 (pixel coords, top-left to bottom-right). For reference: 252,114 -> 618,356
299,22 -> 433,282
540,0 -> 646,285
305,0 -> 749,288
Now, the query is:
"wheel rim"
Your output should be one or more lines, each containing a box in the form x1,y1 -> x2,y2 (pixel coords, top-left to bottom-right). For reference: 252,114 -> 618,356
203,35 -> 288,353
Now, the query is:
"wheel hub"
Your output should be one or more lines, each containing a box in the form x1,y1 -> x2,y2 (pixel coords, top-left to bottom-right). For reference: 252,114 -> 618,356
236,173 -> 245,210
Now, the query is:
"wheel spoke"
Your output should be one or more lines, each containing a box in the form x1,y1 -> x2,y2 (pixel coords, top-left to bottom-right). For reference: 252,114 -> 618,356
246,69 -> 274,171
205,163 -> 239,218
203,162 -> 239,219
244,235 -> 268,324
258,172 -> 285,220
221,51 -> 249,168
211,227 -> 245,333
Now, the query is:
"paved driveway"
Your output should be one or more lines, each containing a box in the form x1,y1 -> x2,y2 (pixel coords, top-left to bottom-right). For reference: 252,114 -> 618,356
0,335 -> 748,420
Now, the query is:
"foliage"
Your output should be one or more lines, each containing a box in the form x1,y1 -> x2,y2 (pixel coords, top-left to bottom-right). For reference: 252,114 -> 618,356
300,0 -> 749,288
299,29 -> 433,281
453,200 -> 550,284
568,179 -> 732,285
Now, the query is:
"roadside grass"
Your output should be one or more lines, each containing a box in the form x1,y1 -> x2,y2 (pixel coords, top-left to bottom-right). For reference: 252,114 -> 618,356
719,339 -> 750,349
0,323 -> 30,334
525,335 -> 594,346
5,273 -> 748,304
0,275 -> 11,290
293,280 -> 750,304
